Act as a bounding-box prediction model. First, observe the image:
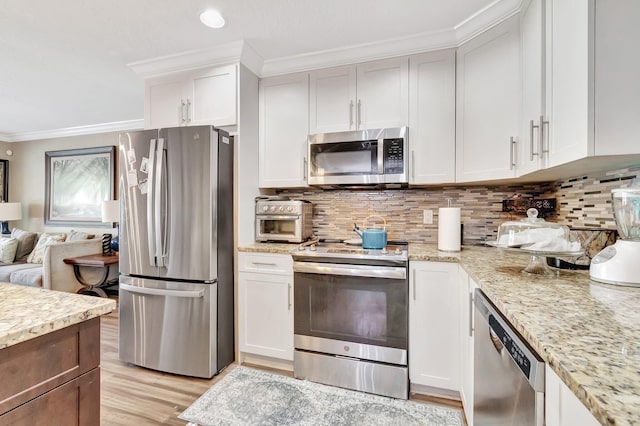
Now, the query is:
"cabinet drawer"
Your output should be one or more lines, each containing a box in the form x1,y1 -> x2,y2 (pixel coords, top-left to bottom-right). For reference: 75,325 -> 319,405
0,368 -> 100,426
238,252 -> 293,275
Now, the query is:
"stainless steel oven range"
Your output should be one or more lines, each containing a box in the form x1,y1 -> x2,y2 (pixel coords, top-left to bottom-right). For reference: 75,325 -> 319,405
292,242 -> 409,399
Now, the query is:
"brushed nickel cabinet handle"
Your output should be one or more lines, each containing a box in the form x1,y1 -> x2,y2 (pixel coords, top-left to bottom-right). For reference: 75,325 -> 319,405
412,269 -> 416,301
411,150 -> 415,179
180,100 -> 186,124
349,100 -> 354,129
357,99 -> 362,129
540,115 -> 549,156
530,119 -> 540,161
288,283 -> 292,311
469,291 -> 474,337
303,157 -> 308,181
510,137 -> 517,170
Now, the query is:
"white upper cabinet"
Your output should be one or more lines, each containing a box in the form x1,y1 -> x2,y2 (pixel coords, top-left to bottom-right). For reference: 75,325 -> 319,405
259,73 -> 309,188
532,0 -> 640,169
145,64 -> 237,129
187,65 -> 237,127
409,50 -> 456,184
518,0 -> 545,175
309,57 -> 408,134
593,0 -> 640,155
309,66 -> 356,133
545,0 -> 592,167
456,16 -> 521,183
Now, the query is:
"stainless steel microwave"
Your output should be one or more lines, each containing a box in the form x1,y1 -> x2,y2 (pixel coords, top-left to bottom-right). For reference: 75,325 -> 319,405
307,127 -> 408,186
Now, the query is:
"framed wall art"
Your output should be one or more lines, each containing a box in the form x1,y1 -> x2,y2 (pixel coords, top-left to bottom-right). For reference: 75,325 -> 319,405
45,146 -> 116,226
0,159 -> 8,202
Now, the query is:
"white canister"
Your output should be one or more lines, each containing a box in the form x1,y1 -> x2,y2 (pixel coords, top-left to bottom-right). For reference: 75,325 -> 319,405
438,206 -> 461,251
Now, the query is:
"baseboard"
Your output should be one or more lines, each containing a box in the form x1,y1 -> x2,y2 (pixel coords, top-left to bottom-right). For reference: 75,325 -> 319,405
239,353 -> 293,373
410,382 -> 461,401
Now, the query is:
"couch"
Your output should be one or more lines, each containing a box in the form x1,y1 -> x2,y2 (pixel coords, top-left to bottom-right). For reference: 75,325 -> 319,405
0,230 -> 107,293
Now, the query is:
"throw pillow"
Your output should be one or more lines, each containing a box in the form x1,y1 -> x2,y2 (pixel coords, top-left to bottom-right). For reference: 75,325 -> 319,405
0,238 -> 18,264
67,230 -> 93,241
11,228 -> 38,262
27,233 -> 67,264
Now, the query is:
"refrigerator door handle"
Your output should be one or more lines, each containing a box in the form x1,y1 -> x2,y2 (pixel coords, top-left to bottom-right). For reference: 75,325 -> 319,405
120,283 -> 204,298
155,138 -> 167,267
147,139 -> 158,267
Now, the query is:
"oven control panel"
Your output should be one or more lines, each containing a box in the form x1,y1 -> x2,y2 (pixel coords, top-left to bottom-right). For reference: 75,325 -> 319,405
256,200 -> 309,216
383,138 -> 404,174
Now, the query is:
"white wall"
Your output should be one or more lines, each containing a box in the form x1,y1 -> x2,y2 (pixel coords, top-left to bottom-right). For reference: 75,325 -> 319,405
11,132 -> 120,235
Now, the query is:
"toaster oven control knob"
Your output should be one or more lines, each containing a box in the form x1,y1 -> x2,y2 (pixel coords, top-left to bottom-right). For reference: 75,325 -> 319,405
287,206 -> 293,212
262,205 -> 269,211
395,248 -> 402,255
279,206 -> 285,212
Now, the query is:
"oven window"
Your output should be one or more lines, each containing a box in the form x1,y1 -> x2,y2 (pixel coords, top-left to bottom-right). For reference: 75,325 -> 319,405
310,140 -> 378,176
259,219 -> 297,237
294,272 -> 407,349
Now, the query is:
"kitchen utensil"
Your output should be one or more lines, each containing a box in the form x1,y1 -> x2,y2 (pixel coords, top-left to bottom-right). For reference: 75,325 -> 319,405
353,215 -> 387,249
591,188 -> 640,286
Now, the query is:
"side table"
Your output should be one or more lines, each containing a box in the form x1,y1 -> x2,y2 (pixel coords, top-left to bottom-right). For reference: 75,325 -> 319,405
63,253 -> 119,297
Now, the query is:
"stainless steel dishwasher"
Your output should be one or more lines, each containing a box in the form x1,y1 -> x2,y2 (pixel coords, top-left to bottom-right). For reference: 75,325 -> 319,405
474,290 -> 545,426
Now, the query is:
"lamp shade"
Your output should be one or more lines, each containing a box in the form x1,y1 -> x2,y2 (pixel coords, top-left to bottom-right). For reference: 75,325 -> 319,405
101,200 -> 120,223
0,202 -> 22,221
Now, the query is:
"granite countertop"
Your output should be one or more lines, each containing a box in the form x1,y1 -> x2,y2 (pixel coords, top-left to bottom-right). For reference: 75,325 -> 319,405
0,283 -> 116,349
240,242 -> 639,425
411,244 -> 638,426
238,242 -> 299,254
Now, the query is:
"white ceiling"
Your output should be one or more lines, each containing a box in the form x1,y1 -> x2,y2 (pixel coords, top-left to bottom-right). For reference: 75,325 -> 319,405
0,0 -> 512,141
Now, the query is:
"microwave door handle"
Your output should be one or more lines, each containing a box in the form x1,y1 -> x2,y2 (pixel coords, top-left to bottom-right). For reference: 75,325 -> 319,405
377,139 -> 384,174
147,139 -> 157,267
154,138 -> 166,267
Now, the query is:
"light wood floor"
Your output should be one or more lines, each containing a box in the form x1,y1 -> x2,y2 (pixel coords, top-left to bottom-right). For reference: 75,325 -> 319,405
100,298 -> 465,425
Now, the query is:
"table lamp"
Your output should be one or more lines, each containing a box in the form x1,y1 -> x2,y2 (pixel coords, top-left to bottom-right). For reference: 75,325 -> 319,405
0,202 -> 22,235
101,200 -> 120,253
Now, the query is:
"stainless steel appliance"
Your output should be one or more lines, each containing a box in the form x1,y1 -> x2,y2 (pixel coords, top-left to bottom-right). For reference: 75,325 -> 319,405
255,198 -> 313,243
474,290 -> 544,425
292,242 -> 409,399
118,126 -> 234,379
308,127 -> 408,186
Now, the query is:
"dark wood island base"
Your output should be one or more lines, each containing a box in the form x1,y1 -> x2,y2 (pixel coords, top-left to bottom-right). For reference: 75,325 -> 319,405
0,318 -> 101,425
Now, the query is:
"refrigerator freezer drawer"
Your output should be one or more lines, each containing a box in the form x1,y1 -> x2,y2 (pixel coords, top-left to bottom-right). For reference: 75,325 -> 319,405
118,276 -> 218,378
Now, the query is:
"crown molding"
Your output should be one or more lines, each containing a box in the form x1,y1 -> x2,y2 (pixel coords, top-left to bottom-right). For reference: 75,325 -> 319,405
261,28 -> 458,77
128,40 -> 264,78
454,0 -> 522,44
261,0 -> 522,76
2,119 -> 144,142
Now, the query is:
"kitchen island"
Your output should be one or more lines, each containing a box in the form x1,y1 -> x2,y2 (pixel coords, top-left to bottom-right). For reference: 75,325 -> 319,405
0,283 -> 116,425
240,242 -> 638,425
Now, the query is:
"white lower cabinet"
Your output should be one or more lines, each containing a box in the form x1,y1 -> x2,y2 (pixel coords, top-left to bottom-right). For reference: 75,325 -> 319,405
409,261 -> 459,391
459,269 -> 477,425
545,364 -> 600,426
238,253 -> 293,361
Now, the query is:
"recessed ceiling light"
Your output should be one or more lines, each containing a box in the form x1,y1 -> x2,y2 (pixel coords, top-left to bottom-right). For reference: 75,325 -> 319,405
200,9 -> 225,29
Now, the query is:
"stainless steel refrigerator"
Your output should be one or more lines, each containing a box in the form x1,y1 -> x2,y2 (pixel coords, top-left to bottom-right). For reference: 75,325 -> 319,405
117,125 -> 234,378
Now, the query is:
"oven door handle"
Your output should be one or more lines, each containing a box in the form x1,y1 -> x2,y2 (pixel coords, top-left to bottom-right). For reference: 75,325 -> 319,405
255,215 -> 300,220
293,262 -> 406,280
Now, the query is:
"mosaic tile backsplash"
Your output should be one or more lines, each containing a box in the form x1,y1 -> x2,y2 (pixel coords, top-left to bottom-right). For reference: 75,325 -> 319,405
276,166 -> 640,245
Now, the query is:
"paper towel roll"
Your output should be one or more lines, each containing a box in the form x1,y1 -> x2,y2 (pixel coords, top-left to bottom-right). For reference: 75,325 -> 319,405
438,207 -> 461,251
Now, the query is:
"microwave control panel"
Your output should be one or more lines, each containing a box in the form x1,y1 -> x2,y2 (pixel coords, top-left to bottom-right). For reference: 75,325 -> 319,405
383,139 -> 404,174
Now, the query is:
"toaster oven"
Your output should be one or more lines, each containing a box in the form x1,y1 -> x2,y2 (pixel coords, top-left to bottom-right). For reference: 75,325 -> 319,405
255,199 -> 313,243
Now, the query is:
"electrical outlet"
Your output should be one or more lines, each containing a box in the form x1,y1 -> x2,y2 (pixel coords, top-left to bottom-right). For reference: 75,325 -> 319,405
423,209 -> 433,224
